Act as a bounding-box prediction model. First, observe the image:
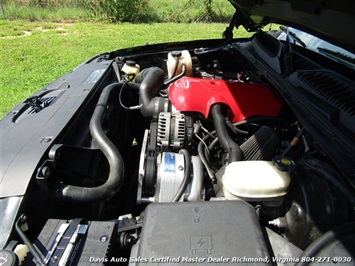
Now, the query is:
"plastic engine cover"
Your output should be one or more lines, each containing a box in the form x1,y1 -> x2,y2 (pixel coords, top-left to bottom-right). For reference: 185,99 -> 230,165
130,201 -> 271,265
169,77 -> 283,122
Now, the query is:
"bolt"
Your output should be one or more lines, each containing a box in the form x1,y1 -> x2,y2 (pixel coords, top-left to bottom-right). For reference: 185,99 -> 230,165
41,166 -> 51,178
19,214 -> 27,224
178,165 -> 184,171
100,235 -> 108,243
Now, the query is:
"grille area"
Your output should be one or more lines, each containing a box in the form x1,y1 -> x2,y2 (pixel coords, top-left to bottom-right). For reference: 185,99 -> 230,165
291,70 -> 355,117
289,70 -> 355,132
28,96 -> 56,114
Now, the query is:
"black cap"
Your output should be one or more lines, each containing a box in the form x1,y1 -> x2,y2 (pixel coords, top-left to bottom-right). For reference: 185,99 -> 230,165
273,155 -> 296,173
125,60 -> 136,67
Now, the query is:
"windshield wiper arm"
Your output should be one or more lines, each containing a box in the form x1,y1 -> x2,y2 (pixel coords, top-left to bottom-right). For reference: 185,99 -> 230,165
280,26 -> 306,48
317,47 -> 355,66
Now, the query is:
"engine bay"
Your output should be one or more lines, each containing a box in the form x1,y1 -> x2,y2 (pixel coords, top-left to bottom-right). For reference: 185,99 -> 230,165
2,35 -> 355,265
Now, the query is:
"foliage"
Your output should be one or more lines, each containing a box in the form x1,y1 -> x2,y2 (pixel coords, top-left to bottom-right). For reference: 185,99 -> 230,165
202,0 -> 214,21
1,4 -> 90,22
1,0 -> 235,23
147,0 -> 233,23
1,0 -> 87,8
85,0 -> 150,23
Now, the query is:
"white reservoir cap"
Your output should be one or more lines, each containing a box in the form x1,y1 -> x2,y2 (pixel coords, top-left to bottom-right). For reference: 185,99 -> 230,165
223,161 -> 291,201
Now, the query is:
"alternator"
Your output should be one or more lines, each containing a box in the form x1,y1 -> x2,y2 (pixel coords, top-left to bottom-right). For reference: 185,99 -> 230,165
157,112 -> 186,151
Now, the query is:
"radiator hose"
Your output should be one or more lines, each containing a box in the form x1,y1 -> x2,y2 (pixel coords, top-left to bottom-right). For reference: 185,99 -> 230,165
211,104 -> 244,163
57,83 -> 125,203
136,67 -> 170,118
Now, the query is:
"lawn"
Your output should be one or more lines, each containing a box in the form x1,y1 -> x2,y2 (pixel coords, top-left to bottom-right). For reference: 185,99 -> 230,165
0,20 -> 253,119
1,0 -> 234,23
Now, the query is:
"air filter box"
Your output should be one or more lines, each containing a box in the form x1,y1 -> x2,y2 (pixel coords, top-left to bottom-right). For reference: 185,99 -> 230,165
130,201 -> 271,265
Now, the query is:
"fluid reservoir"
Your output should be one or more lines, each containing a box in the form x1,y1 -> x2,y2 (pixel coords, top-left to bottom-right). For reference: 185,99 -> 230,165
223,161 -> 291,205
167,50 -> 193,78
122,60 -> 140,82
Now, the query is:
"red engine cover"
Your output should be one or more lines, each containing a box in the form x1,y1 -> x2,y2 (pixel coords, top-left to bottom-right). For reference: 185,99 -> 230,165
169,77 -> 283,122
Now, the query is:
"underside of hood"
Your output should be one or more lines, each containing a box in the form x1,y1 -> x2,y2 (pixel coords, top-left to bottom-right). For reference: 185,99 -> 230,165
228,0 -> 355,54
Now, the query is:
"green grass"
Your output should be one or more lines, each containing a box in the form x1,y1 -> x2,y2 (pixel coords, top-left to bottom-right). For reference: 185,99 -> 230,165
146,0 -> 234,22
1,0 -> 234,23
0,20 -> 253,119
1,4 -> 92,22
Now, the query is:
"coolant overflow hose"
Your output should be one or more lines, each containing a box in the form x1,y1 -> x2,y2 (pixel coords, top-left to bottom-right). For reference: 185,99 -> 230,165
211,104 -> 244,163
57,83 -> 125,203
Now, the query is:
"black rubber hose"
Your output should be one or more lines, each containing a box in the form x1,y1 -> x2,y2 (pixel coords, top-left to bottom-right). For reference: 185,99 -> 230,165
58,83 -> 125,203
16,214 -> 46,266
136,67 -> 166,118
296,222 -> 355,266
211,104 -> 244,163
303,158 -> 355,206
172,149 -> 192,202
171,53 -> 180,77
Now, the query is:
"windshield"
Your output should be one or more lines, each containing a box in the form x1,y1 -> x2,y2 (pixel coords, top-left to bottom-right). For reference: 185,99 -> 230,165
277,27 -> 355,70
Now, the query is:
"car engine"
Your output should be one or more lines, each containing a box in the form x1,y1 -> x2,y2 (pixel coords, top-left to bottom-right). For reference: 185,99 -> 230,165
1,35 -> 354,265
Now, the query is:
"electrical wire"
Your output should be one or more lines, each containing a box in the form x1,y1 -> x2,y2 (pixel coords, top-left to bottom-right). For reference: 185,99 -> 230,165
195,134 -> 210,158
118,80 -> 142,110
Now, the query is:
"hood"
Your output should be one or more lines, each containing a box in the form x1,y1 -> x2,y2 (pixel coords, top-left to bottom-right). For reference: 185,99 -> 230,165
228,0 -> 355,54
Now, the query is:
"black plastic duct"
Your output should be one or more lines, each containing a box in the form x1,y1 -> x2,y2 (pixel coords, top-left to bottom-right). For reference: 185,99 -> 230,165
211,104 -> 244,163
241,126 -> 281,161
136,67 -> 169,118
57,83 -> 125,203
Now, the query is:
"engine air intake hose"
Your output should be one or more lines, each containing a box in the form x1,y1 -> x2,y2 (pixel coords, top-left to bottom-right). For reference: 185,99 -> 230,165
240,126 -> 281,161
211,104 -> 244,163
57,83 -> 125,203
136,67 -> 168,118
